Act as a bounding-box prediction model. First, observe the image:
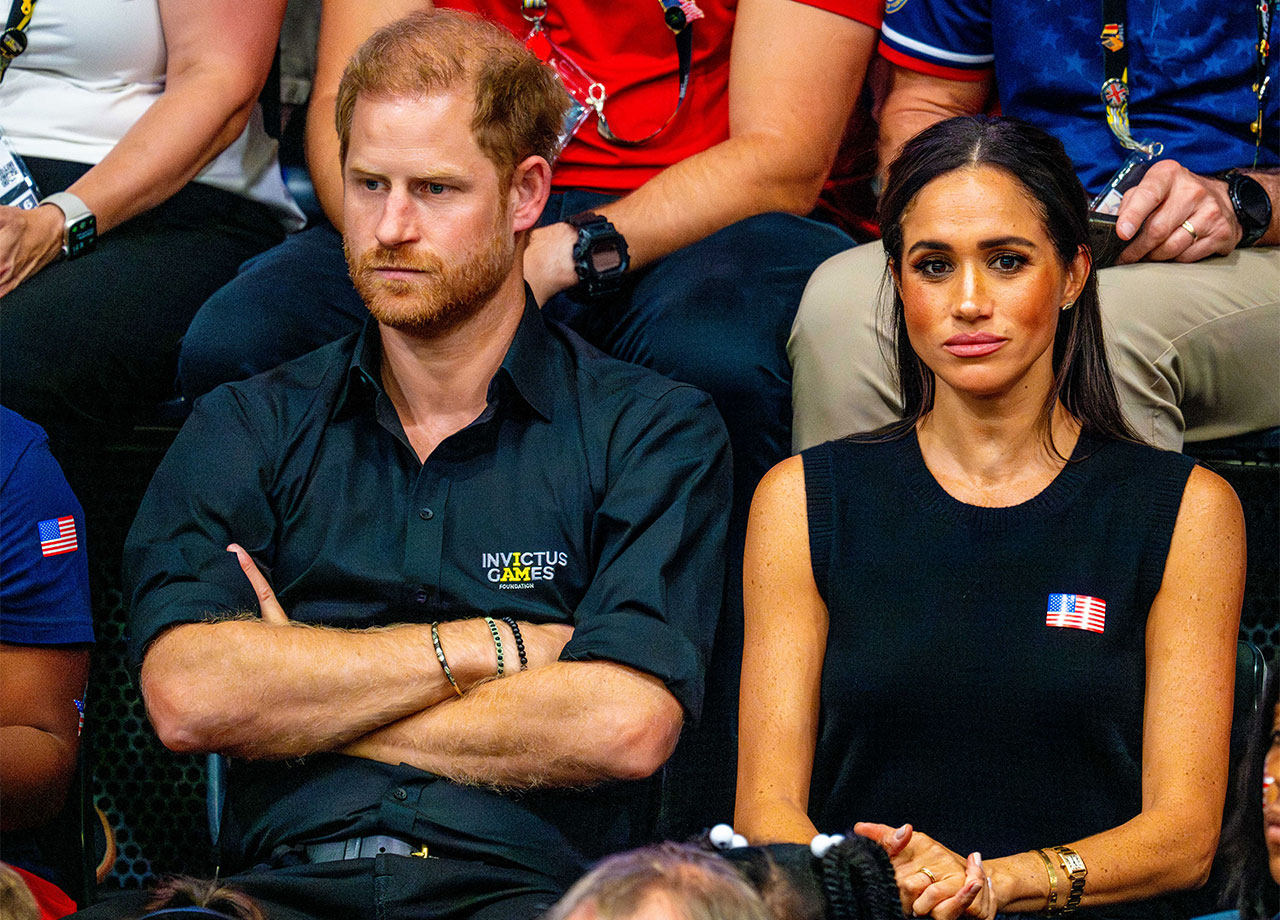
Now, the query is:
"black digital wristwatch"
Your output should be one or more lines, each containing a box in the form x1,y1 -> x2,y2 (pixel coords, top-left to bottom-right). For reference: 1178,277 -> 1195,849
1216,170 -> 1272,248
40,192 -> 98,260
567,211 -> 629,297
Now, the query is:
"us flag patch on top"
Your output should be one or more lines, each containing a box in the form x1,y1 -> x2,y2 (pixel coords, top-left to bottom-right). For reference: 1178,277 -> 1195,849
38,516 -> 78,557
1046,593 -> 1106,634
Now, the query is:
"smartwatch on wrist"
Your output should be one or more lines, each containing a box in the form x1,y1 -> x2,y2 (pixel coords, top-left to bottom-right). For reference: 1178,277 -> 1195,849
1216,170 -> 1272,248
567,211 -> 629,297
39,191 -> 97,260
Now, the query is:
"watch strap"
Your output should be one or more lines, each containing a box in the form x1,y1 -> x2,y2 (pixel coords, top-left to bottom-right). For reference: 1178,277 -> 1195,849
40,191 -> 97,259
566,210 -> 607,230
1049,845 -> 1087,913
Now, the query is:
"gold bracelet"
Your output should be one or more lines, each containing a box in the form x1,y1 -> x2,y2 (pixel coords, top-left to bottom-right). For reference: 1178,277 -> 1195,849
1050,846 -> 1087,913
1033,848 -> 1060,914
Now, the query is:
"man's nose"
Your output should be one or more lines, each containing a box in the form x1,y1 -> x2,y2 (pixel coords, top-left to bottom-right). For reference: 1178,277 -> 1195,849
374,191 -> 420,249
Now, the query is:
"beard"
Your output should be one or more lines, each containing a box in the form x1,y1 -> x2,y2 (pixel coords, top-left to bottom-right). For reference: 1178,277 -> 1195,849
345,219 -> 515,339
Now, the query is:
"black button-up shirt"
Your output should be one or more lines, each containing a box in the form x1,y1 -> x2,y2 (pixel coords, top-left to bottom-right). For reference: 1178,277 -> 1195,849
124,294 -> 731,884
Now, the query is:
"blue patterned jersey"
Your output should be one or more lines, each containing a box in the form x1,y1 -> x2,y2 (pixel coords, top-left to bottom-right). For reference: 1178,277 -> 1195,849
880,0 -> 1279,193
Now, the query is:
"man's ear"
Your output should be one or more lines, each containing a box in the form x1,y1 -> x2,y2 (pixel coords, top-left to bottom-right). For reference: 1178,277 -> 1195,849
509,155 -> 552,233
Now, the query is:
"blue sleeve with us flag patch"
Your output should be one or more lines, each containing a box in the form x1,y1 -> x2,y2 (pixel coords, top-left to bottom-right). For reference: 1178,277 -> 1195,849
0,408 -> 93,646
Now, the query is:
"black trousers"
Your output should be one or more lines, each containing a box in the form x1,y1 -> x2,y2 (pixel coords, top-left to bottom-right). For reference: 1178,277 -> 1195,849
0,158 -> 284,468
70,853 -> 562,920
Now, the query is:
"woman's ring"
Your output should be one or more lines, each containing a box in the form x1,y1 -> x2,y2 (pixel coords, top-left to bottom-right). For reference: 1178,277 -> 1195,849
1180,219 -> 1199,241
918,867 -> 937,884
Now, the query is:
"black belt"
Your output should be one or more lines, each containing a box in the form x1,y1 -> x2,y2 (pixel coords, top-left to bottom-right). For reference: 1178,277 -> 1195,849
304,835 -> 431,862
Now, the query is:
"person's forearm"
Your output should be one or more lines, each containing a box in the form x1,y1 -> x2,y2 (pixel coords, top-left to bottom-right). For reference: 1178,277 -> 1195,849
877,67 -> 991,178
526,130 -> 834,300
341,660 -> 683,789
305,86 -> 344,230
0,726 -> 77,831
67,75 -> 265,236
141,616 -> 503,759
989,810 -> 1219,912
598,133 -> 840,271
735,796 -> 819,846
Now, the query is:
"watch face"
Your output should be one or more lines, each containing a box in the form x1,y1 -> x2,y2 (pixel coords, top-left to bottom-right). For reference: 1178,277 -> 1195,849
66,214 -> 97,259
589,244 -> 624,274
1234,174 -> 1272,227
572,215 -> 630,294
1059,851 -> 1086,874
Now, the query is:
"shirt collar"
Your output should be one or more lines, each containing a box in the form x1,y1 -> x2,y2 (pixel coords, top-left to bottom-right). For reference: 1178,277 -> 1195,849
334,287 -> 555,423
496,286 -> 556,422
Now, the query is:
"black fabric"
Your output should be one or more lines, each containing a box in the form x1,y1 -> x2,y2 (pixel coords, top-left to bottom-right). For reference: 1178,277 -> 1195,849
801,429 -> 1195,918
176,192 -> 854,839
0,157 -> 284,466
70,853 -> 561,920
122,293 -> 731,900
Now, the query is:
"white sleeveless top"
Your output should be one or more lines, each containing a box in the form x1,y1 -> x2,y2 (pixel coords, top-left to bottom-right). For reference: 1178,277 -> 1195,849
0,0 -> 304,228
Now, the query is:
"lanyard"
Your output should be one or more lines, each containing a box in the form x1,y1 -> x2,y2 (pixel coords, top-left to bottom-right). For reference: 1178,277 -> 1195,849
521,0 -> 700,147
1098,0 -> 1160,155
1099,0 -> 1273,164
1250,0 -> 1272,165
0,0 -> 34,83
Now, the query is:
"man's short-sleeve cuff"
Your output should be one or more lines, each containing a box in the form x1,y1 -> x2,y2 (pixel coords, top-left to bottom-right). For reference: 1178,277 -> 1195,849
562,614 -> 706,722
126,547 -> 255,668
878,35 -> 992,81
878,0 -> 994,82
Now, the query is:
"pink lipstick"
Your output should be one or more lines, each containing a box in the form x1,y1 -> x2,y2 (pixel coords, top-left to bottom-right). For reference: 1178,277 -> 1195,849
943,332 -> 1007,358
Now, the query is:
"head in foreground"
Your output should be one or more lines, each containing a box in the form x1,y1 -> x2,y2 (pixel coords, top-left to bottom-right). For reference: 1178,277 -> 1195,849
878,115 -> 1134,445
334,10 -> 570,337
542,843 -> 775,920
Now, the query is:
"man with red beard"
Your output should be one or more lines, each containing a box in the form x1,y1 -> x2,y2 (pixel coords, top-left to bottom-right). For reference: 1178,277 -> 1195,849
93,12 -> 731,920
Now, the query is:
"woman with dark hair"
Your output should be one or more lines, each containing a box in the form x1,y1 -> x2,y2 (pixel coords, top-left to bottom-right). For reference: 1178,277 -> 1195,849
735,116 -> 1246,919
1220,661 -> 1280,920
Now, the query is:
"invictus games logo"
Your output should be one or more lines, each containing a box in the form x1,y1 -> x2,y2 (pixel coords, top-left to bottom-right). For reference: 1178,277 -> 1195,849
483,551 -> 568,589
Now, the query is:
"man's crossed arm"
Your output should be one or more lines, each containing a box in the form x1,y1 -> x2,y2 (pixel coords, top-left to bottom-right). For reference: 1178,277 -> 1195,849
140,546 -> 680,788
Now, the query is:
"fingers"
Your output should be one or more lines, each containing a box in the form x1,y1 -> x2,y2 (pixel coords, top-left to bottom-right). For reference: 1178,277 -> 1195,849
1115,161 -> 1239,263
519,621 -> 575,668
911,852 -> 991,920
853,820 -> 912,857
226,543 -> 289,625
0,204 -> 65,298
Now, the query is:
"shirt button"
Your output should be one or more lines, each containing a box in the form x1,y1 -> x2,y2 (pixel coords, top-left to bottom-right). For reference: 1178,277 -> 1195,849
391,786 -> 408,801
419,508 -> 434,520
414,588 -> 429,604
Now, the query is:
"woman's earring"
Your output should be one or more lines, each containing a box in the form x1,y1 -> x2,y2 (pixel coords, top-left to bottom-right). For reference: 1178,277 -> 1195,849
1061,300 -> 1075,312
